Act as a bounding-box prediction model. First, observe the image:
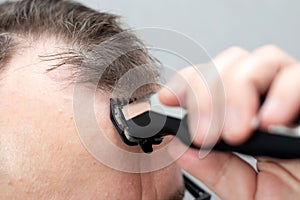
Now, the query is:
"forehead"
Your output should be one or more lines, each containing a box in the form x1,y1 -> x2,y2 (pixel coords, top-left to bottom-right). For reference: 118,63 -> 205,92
0,36 -> 77,103
2,36 -> 73,80
1,34 -> 160,102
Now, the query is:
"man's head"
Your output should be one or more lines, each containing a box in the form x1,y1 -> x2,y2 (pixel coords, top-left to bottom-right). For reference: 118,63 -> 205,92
0,0 -> 160,93
0,0 -> 183,199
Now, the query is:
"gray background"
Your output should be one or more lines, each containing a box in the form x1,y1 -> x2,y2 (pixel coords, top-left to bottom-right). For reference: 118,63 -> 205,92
80,0 -> 300,60
2,0 -> 298,199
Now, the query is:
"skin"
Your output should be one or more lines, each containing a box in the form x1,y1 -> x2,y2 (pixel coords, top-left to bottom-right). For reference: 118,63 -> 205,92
159,45 -> 300,199
0,37 -> 183,199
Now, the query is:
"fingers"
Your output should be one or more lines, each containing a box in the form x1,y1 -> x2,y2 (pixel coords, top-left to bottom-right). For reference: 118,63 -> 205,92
233,45 -> 296,93
259,64 -> 300,127
159,46 -> 249,107
159,45 -> 298,146
161,45 -> 300,199
159,47 -> 250,145
257,160 -> 300,187
168,139 -> 257,199
159,66 -> 214,145
221,45 -> 297,144
159,46 -> 300,199
257,157 -> 300,180
214,46 -> 250,73
256,158 -> 300,199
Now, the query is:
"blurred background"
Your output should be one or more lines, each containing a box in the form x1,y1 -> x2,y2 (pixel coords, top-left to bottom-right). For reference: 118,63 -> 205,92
2,0 -> 298,199
79,0 -> 300,60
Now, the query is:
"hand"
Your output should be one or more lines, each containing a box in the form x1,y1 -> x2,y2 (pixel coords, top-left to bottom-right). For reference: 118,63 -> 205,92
159,46 -> 300,199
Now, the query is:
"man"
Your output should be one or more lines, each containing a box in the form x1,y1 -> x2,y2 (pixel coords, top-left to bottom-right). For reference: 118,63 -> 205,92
1,0 -> 300,200
0,0 -> 183,199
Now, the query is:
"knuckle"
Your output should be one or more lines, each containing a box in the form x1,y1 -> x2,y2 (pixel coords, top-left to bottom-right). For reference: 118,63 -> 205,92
225,46 -> 248,55
281,64 -> 300,77
259,44 -> 282,54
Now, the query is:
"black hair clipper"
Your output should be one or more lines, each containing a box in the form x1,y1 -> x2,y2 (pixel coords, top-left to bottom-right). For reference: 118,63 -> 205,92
110,92 -> 300,158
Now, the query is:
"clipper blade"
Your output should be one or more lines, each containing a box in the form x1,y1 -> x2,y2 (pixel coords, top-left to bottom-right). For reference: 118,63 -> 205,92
110,92 -> 186,153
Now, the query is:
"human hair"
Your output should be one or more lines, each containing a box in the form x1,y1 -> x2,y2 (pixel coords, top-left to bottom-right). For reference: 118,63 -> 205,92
0,0 -> 160,96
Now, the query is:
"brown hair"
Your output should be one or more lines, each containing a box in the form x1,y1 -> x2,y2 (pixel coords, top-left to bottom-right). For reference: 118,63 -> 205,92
0,0 -> 160,96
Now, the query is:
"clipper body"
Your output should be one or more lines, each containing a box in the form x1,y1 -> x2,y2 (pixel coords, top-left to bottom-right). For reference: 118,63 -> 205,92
110,93 -> 300,158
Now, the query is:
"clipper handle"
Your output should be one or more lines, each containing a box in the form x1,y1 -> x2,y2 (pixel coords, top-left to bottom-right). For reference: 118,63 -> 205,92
176,115 -> 300,159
